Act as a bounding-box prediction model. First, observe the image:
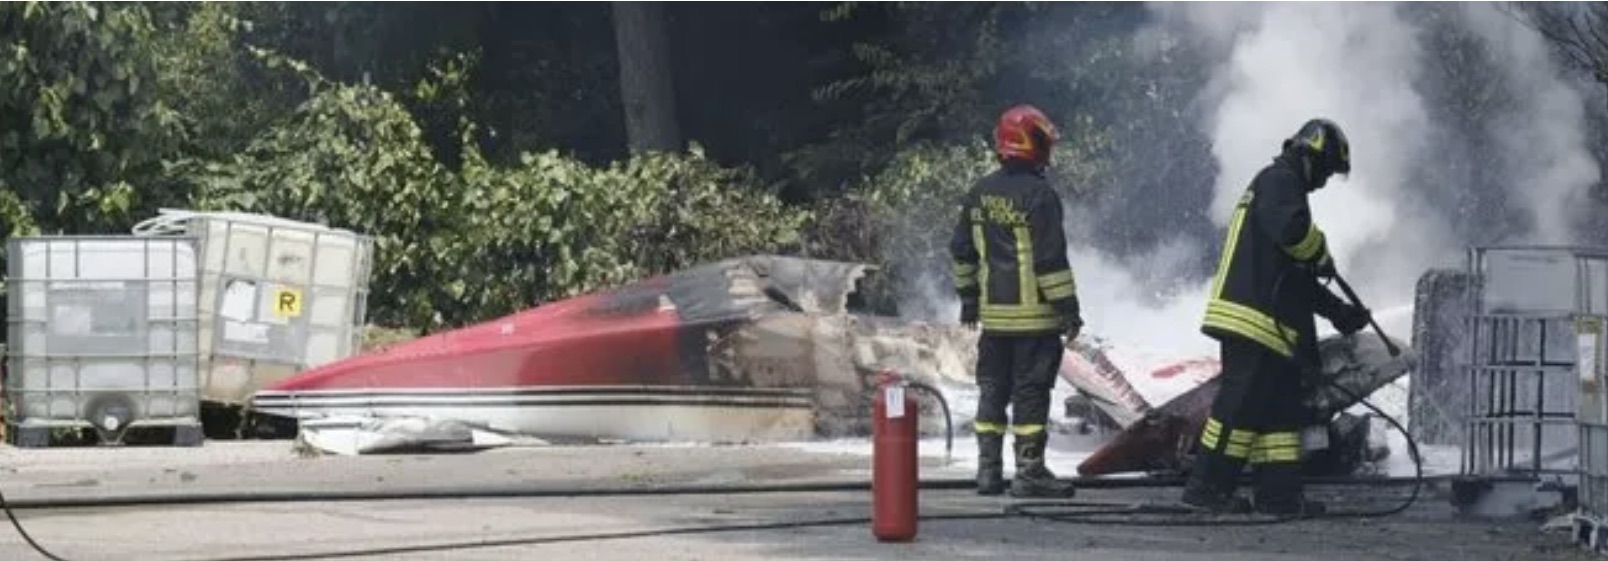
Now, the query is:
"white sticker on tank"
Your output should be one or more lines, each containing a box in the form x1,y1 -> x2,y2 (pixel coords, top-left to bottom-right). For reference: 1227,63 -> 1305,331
220,280 -> 258,322
885,385 -> 905,418
223,320 -> 271,344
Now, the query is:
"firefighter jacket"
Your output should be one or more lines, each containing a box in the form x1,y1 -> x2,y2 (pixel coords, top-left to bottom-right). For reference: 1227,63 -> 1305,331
949,166 -> 1081,335
1202,153 -> 1350,363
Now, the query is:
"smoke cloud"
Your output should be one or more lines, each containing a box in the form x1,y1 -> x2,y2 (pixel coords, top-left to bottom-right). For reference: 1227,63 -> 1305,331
1065,238 -> 1216,358
906,3 -> 1605,363
1459,3 -> 1601,246
1076,1 -> 1604,349
1158,2 -> 1455,308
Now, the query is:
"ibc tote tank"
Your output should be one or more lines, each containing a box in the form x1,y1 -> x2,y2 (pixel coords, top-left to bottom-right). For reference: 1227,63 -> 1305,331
4,235 -> 204,447
132,210 -> 375,406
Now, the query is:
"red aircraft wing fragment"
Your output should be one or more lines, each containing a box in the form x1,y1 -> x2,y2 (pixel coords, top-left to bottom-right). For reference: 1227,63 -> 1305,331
1058,339 -> 1158,430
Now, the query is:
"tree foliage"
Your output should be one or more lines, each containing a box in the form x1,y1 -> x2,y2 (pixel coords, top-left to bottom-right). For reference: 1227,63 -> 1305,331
189,51 -> 457,329
787,2 -> 1016,189
1511,2 -> 1608,85
0,2 -> 185,233
189,48 -> 807,332
4,0 -> 1605,340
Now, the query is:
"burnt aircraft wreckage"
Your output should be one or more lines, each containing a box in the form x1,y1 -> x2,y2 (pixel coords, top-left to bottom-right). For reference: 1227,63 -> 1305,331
251,255 -> 982,450
1072,331 -> 1416,478
250,254 -> 1414,474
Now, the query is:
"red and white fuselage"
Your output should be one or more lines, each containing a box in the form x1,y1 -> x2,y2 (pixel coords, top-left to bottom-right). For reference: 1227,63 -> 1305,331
252,264 -> 821,443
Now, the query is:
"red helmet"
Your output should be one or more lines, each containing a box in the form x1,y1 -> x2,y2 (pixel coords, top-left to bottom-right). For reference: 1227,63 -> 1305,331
993,104 -> 1059,166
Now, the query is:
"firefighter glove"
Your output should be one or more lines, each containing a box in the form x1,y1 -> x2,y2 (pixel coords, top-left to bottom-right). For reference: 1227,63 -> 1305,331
960,301 -> 979,329
1330,303 -> 1370,336
1061,316 -> 1083,342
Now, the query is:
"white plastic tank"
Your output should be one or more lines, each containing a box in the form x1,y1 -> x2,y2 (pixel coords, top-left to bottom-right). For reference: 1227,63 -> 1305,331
4,236 -> 203,444
132,210 -> 375,405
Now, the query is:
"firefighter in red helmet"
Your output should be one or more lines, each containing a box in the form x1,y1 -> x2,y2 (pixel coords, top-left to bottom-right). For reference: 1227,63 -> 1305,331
949,104 -> 1082,498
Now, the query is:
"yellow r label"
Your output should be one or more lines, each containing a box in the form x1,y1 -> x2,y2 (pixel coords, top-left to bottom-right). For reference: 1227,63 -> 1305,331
273,287 -> 303,318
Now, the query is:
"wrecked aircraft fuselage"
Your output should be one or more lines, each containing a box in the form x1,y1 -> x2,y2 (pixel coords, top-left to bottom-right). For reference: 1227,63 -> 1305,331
251,255 -> 982,443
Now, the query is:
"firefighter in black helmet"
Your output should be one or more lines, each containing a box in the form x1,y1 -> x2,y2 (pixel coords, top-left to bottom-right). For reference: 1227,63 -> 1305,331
949,104 -> 1081,498
1179,118 -> 1372,516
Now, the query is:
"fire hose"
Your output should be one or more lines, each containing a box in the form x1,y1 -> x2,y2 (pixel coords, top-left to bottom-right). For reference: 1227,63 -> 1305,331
0,424 -> 1425,555
0,472 -> 1451,561
0,462 -> 1449,560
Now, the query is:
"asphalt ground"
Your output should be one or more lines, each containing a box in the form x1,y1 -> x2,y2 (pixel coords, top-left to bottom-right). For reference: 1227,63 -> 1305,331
0,441 -> 1592,561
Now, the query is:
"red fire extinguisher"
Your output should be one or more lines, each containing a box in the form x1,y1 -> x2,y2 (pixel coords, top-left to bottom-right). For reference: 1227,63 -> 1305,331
872,371 -> 918,542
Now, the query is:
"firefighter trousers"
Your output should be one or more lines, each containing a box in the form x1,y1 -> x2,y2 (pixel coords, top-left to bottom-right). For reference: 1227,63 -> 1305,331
972,333 -> 1064,441
1183,337 -> 1310,511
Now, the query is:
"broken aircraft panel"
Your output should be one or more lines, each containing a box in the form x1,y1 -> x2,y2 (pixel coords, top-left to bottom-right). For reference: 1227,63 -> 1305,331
1075,332 -> 1417,477
1061,339 -> 1155,430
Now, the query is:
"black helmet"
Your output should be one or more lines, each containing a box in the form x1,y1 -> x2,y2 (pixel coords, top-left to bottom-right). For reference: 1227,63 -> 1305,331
1283,118 -> 1350,186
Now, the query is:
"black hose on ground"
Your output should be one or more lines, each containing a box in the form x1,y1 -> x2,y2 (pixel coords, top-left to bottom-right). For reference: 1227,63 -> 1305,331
0,489 -> 66,561
3,480 -> 1447,561
189,479 -> 1443,560
0,458 -> 1456,560
42,476 -> 1442,561
3,471 -> 1461,511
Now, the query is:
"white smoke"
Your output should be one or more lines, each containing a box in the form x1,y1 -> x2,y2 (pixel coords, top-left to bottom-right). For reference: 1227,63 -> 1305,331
1051,188 -> 1216,358
911,3 -> 1601,370
1158,3 -> 1454,309
1065,237 -> 1216,358
1116,2 -> 1596,320
1460,3 -> 1601,245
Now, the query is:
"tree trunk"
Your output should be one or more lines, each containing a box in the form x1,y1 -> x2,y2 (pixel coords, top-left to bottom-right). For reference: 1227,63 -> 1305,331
612,2 -> 682,153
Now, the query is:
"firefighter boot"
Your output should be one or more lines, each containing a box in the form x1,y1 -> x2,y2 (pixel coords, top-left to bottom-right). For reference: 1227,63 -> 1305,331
1009,433 -> 1076,498
975,432 -> 1007,495
1179,452 -> 1252,514
1253,463 -> 1326,517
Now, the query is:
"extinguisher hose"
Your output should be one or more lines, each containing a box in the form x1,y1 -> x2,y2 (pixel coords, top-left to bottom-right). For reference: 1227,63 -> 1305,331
903,380 -> 954,464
